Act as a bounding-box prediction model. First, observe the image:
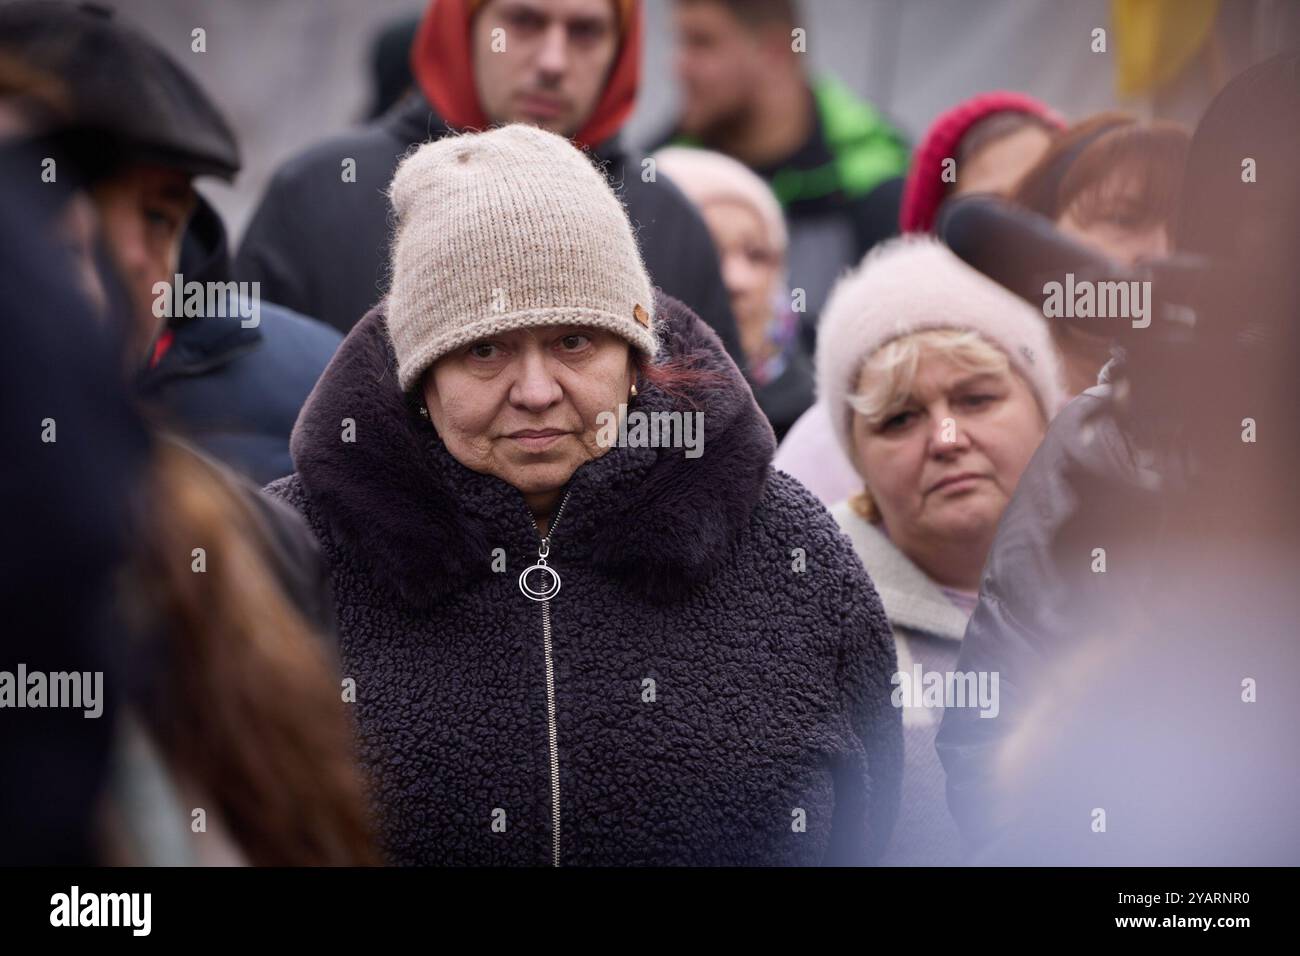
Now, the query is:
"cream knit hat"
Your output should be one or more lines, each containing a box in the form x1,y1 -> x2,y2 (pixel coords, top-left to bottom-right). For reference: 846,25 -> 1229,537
385,124 -> 658,391
816,235 -> 1066,463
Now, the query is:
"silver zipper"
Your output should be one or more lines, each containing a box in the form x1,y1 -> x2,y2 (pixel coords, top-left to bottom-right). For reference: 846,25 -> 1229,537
521,488 -> 572,867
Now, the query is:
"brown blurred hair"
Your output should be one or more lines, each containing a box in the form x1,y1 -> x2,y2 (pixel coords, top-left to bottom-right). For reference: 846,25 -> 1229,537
675,0 -> 798,30
1012,112 -> 1190,231
128,441 -> 377,866
0,52 -> 67,131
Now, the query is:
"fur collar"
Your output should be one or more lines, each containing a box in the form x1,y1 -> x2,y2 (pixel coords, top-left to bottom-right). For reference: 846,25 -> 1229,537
290,291 -> 774,607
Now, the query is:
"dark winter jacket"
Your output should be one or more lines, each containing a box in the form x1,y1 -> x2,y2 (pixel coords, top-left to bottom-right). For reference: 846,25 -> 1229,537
137,197 -> 342,486
234,94 -> 745,372
265,292 -> 901,866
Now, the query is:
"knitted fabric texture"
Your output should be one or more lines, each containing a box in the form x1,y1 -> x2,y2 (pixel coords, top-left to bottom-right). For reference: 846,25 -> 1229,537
386,123 -> 657,391
815,235 -> 1065,464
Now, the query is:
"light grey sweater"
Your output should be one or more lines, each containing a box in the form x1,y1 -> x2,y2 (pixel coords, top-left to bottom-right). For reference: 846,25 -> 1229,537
832,502 -> 972,866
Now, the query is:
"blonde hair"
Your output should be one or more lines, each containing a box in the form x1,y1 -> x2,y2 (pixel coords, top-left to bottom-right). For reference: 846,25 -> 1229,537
845,329 -> 1030,523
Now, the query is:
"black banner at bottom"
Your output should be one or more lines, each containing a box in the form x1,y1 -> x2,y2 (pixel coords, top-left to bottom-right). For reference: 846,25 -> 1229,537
0,866 -> 1282,941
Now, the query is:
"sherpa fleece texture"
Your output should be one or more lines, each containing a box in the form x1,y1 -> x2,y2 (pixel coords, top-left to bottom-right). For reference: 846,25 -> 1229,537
266,290 -> 901,866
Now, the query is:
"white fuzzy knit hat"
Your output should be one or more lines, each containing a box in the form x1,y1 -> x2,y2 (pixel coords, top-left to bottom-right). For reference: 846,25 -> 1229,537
816,235 -> 1065,462
385,124 -> 658,391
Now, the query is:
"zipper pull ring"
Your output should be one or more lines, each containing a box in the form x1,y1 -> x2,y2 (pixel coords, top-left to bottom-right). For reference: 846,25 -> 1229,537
519,538 -> 561,601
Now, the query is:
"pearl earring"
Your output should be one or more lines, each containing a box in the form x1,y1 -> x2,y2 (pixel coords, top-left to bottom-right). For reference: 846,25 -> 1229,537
418,405 -> 429,419
630,383 -> 638,398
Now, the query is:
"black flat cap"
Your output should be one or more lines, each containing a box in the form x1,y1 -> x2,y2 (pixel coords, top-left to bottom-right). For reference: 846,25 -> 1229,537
0,1 -> 240,180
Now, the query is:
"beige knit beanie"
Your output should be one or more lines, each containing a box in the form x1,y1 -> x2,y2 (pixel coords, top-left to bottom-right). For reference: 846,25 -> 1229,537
385,124 -> 658,391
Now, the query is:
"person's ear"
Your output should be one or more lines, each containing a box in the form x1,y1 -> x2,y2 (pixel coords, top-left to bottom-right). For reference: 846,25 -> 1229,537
626,353 -> 639,396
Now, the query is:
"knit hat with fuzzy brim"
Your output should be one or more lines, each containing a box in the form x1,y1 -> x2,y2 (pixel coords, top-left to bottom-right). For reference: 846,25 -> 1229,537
816,235 -> 1065,463
385,124 -> 658,391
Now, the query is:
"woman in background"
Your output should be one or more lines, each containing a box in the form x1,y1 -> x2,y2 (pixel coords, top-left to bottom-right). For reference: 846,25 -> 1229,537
815,236 -> 1064,865
653,145 -> 814,440
1010,113 -> 1190,393
777,91 -> 1062,507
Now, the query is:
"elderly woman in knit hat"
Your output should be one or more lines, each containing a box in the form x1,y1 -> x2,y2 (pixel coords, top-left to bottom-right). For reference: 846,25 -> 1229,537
267,124 -> 902,866
776,91 -> 1063,506
650,146 -> 813,440
813,235 -> 1064,866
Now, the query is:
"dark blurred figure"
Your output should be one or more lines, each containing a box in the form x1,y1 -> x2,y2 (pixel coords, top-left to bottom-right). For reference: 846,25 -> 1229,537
236,0 -> 745,373
937,52 -> 1300,864
0,4 -> 376,864
365,14 -> 421,120
0,0 -> 341,486
0,114 -> 150,866
654,0 -> 908,323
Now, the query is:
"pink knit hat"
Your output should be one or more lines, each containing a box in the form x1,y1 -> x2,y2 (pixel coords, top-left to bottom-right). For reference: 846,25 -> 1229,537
899,91 -> 1065,233
815,235 -> 1065,463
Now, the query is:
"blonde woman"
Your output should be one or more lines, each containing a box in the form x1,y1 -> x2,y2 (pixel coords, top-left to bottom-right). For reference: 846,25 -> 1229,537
812,236 -> 1065,865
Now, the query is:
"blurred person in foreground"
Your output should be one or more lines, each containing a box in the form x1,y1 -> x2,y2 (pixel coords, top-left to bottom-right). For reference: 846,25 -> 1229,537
0,95 -> 146,865
937,53 -> 1300,863
0,121 -> 375,869
655,0 -> 909,324
236,0 -> 745,372
266,124 -> 902,866
0,11 -> 375,865
653,146 -> 813,439
0,1 -> 342,486
814,236 -> 1063,865
775,92 -> 1064,508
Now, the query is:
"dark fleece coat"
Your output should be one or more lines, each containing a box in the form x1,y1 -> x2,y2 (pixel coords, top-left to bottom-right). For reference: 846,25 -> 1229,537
266,292 -> 900,866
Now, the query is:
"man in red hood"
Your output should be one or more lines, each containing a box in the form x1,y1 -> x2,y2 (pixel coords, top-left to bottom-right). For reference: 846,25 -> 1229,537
236,0 -> 744,371
422,0 -> 635,144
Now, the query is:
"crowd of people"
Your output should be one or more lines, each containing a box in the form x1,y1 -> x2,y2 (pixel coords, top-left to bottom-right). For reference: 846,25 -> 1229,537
2,0 -> 1296,867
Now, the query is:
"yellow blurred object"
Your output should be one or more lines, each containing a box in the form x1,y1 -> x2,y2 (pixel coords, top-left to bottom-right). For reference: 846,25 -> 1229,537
1113,0 -> 1220,96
